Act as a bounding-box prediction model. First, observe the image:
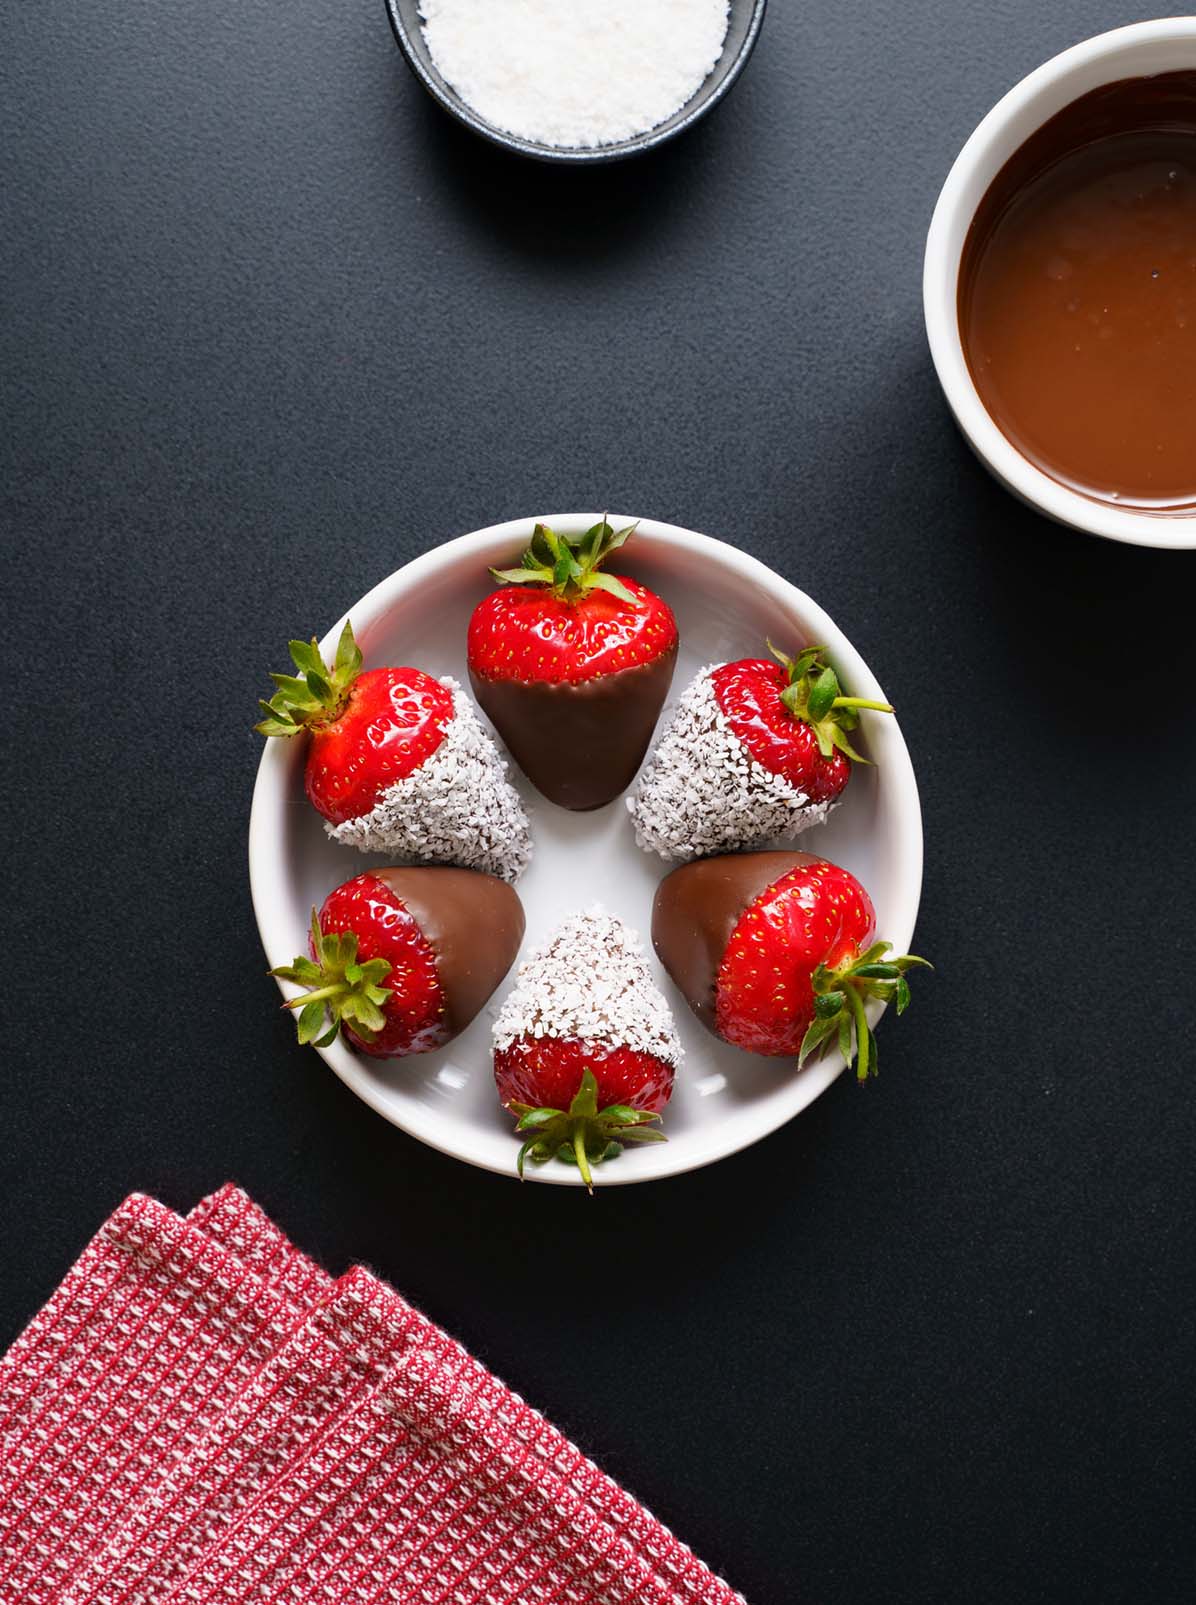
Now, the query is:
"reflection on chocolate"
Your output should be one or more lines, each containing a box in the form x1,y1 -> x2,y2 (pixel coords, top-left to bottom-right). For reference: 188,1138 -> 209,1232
470,641 -> 678,811
959,71 -> 1196,509
374,866 -> 524,1039
652,851 -> 819,1033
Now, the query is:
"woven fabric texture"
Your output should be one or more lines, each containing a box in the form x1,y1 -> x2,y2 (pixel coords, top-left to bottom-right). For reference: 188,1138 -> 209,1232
0,1189 -> 744,1605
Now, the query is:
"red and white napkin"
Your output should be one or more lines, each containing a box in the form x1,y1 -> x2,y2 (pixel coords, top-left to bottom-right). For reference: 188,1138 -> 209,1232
0,1187 -> 745,1605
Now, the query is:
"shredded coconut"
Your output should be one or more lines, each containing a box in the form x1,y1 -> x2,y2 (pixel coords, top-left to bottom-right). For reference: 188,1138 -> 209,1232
326,677 -> 531,883
493,909 -> 682,1064
627,665 -> 837,862
419,1 -> 732,151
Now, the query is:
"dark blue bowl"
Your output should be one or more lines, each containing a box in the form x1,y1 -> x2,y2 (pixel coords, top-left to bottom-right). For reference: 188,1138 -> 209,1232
384,0 -> 768,164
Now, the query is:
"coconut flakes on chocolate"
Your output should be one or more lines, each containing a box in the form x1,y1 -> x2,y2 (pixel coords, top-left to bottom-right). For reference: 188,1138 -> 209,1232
493,909 -> 682,1065
627,665 -> 836,862
326,677 -> 531,883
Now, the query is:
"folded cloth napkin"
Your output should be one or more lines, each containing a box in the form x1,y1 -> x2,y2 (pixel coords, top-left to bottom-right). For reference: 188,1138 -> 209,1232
0,1190 -> 332,1603
0,1188 -> 745,1605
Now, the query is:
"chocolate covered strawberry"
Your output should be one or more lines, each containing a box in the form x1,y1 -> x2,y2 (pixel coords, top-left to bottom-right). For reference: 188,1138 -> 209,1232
257,621 -> 530,881
491,910 -> 682,1188
652,851 -> 929,1078
467,520 -> 678,811
628,644 -> 893,862
272,867 -> 525,1058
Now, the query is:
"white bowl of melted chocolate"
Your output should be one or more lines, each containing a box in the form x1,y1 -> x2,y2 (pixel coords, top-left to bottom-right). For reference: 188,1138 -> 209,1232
924,19 -> 1196,548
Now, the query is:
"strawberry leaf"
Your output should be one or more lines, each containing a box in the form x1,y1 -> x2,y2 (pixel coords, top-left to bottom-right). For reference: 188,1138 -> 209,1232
256,621 -> 364,739
795,939 -> 931,1078
297,998 -> 327,1045
269,673 -> 317,700
504,1065 -> 665,1192
799,1013 -> 839,1066
514,1107 -> 559,1131
769,642 -> 893,773
270,905 -> 393,1051
585,572 -> 638,604
837,1014 -> 853,1063
333,620 -> 362,678
486,519 -> 644,610
603,520 -> 637,553
806,665 -> 841,722
490,564 -> 550,585
289,638 -> 325,676
578,520 -> 607,567
814,989 -> 846,1019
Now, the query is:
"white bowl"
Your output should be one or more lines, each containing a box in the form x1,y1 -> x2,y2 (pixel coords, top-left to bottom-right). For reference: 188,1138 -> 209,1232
249,515 -> 924,1185
923,18 -> 1196,550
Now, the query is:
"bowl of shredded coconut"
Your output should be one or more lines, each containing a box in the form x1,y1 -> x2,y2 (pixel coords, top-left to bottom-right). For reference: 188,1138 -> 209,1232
385,0 -> 768,161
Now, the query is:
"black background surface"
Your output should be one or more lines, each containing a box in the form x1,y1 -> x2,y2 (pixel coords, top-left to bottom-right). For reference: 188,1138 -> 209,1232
3,4 -> 1195,1602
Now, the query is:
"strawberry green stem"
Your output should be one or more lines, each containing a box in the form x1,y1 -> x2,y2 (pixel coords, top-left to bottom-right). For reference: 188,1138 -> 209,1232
831,696 -> 894,713
768,641 -> 894,767
846,985 -> 872,1083
798,941 -> 932,1080
509,1067 -> 665,1190
256,621 -> 364,740
488,518 -> 639,606
269,907 -> 394,1049
573,1126 -> 594,1191
282,984 -> 344,1010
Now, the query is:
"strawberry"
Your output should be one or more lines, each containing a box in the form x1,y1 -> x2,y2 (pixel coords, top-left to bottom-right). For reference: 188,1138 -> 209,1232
466,520 -> 679,811
256,620 -> 531,881
490,910 -> 682,1188
628,644 -> 894,862
271,867 -> 524,1059
652,851 -> 929,1079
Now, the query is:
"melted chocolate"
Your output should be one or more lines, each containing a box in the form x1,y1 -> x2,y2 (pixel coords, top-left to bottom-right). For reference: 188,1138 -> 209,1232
469,641 -> 678,811
651,851 -> 819,1032
959,71 -> 1196,509
374,866 -> 524,1039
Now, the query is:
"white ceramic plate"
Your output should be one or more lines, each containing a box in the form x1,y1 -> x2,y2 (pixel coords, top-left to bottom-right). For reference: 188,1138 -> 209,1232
249,515 -> 924,1185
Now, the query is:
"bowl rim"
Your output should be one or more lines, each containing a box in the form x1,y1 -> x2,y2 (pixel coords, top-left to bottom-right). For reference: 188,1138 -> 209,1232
248,514 -> 925,1184
382,0 -> 769,164
922,17 -> 1196,550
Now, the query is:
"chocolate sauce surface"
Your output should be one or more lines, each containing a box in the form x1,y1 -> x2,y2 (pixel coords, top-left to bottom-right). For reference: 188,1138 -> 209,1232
652,851 -> 820,1034
959,71 -> 1196,509
374,866 -> 524,1040
470,641 -> 677,812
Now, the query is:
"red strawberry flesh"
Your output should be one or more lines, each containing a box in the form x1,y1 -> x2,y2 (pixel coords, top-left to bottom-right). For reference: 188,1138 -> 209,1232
715,859 -> 876,1056
494,1036 -> 674,1115
711,658 -> 850,805
305,667 -> 453,825
467,578 -> 677,685
318,872 -> 448,1057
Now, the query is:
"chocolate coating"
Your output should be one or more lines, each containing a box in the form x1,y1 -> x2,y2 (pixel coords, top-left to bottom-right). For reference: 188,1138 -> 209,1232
374,866 -> 524,1040
652,851 -> 820,1033
469,640 -> 677,811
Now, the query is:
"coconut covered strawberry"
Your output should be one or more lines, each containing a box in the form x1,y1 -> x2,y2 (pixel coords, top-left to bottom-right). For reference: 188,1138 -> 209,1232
467,520 -> 678,811
652,851 -> 929,1079
491,910 -> 682,1188
272,867 -> 524,1058
628,644 -> 894,862
256,621 -> 531,882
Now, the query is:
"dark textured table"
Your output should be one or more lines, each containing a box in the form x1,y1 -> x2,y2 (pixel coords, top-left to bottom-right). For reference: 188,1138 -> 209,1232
4,4 -> 1194,1601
